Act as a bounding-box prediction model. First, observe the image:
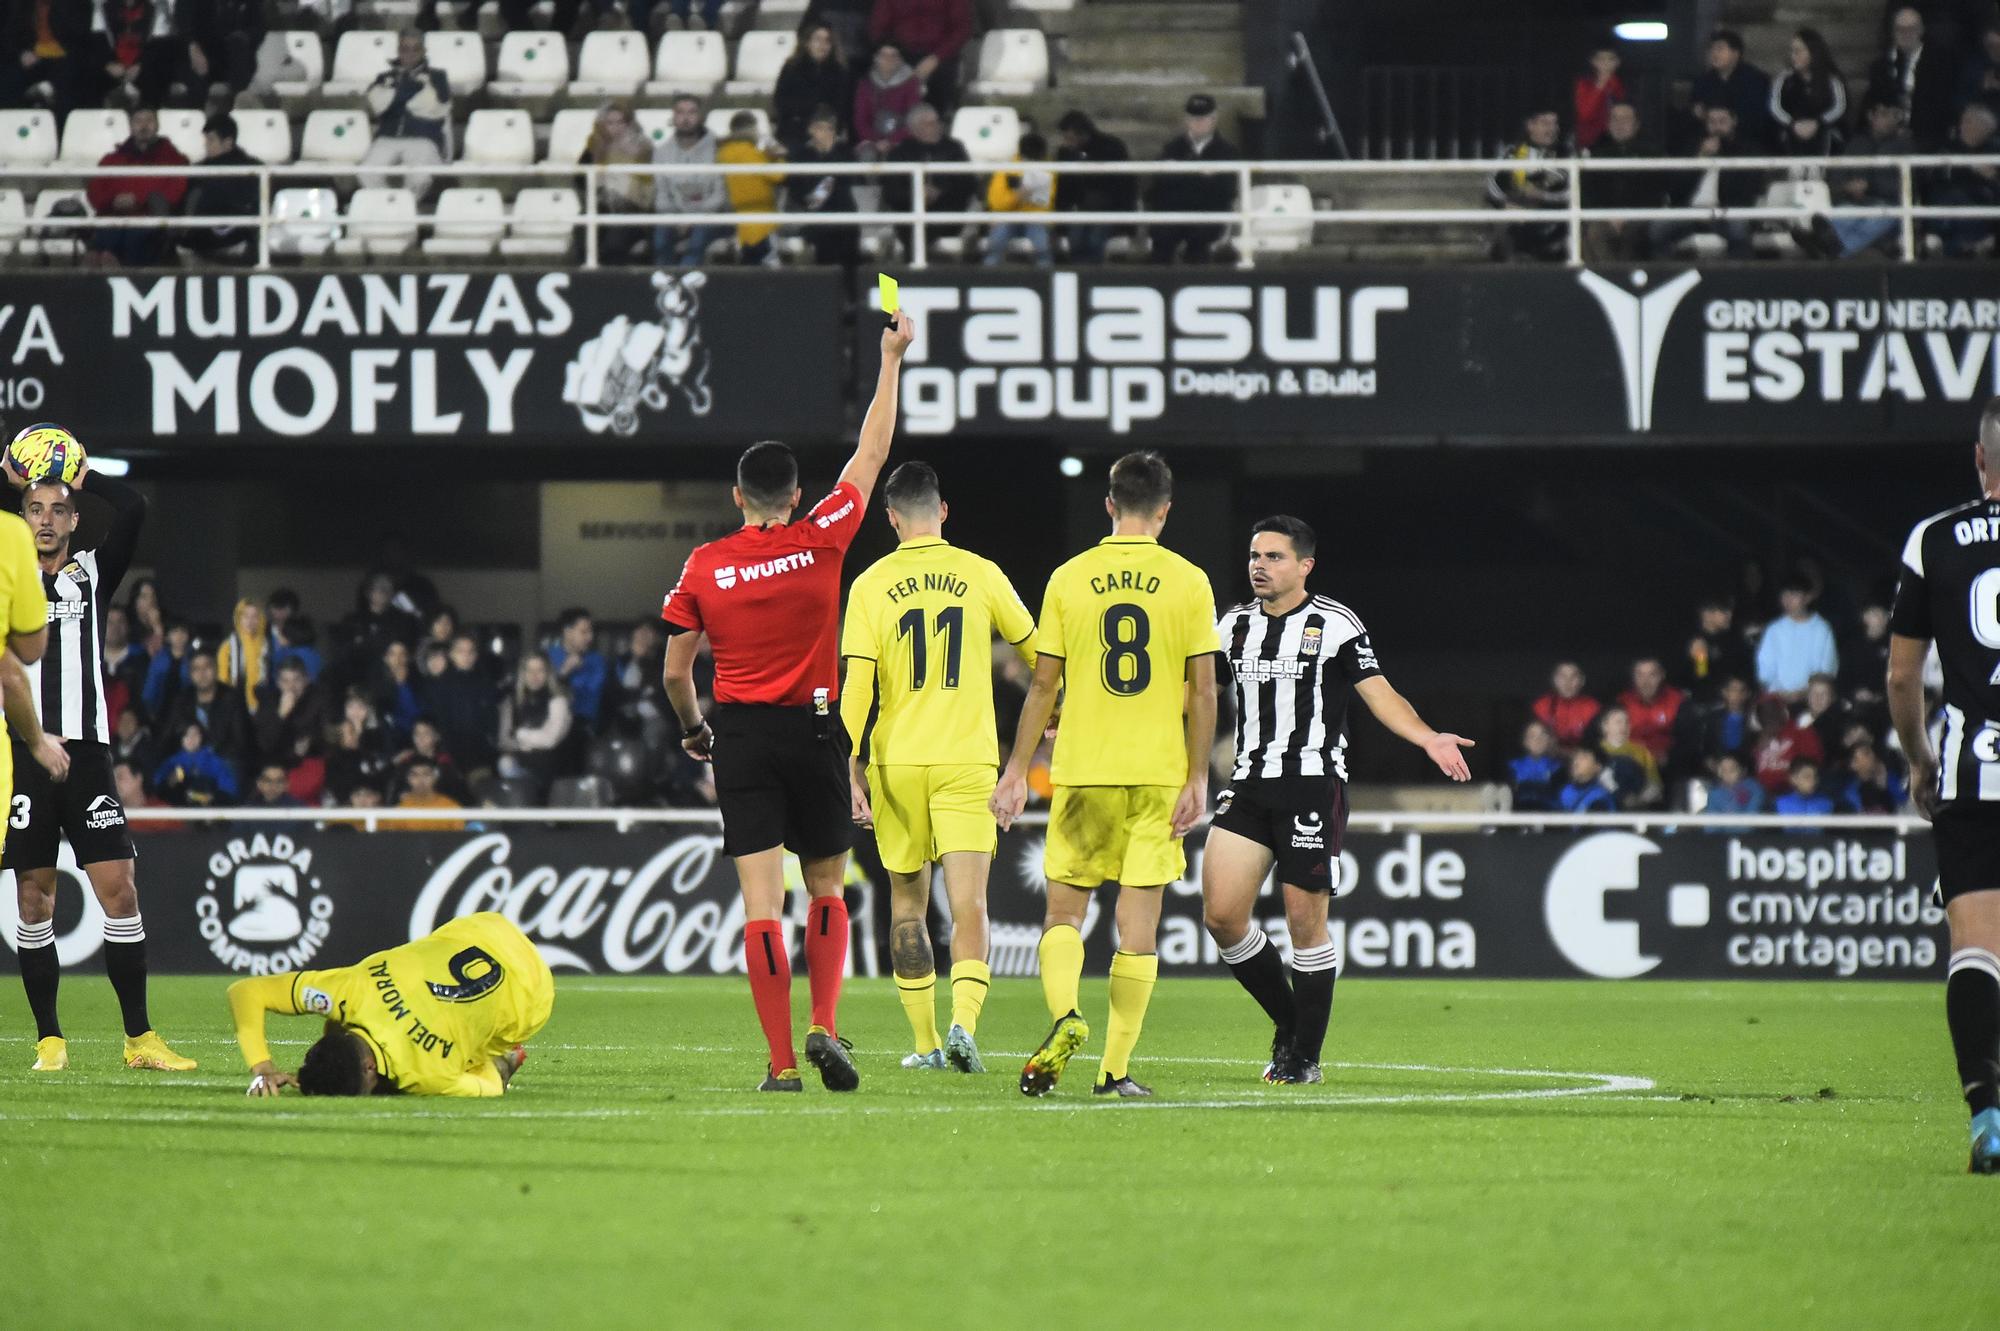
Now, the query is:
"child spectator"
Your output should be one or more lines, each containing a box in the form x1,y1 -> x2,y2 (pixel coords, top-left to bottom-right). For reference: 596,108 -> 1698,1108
786,107 -> 860,269
396,757 -> 465,830
1757,577 -> 1838,700
1558,747 -> 1619,813
1774,758 -> 1835,827
1703,752 -> 1765,817
717,110 -> 786,266
983,131 -> 1055,265
1752,698 -> 1824,796
1597,708 -> 1663,808
1573,47 -> 1626,148
1532,660 -> 1602,749
1840,743 -> 1908,813
1697,675 -> 1758,763
1508,720 -> 1564,811
155,721 -> 239,806
1678,596 -> 1752,702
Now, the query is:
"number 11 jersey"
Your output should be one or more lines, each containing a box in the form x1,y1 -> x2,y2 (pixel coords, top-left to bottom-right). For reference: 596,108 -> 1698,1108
1034,534 -> 1220,788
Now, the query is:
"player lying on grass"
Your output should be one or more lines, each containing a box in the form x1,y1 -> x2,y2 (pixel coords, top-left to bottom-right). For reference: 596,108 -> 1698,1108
227,913 -> 553,1097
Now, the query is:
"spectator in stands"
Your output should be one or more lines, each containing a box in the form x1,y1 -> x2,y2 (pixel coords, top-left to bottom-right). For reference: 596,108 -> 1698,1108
373,638 -> 423,740
334,570 -> 420,691
1802,98 -> 1913,258
775,21 -> 850,150
127,575 -> 164,653
1960,22 -> 2000,115
883,101 -> 974,257
102,602 -> 149,712
1774,758 -> 1834,823
1756,577 -> 1839,699
1508,719 -> 1564,811
1650,105 -> 1760,260
1573,47 -> 1625,149
1691,29 -> 1772,147
1840,601 -> 1893,718
1617,657 -> 1684,765
1149,93 -> 1237,264
786,105 -> 859,269
177,0 -> 262,108
396,716 -> 468,802
1928,102 -> 2000,257
1,0 -> 91,116
1751,697 -> 1823,795
143,617 -> 192,717
1771,27 -> 1848,156
1056,109 -> 1135,263
1558,746 -> 1618,813
112,704 -> 153,774
1597,707 -> 1662,808
1532,660 -> 1601,750
584,100 -> 654,265
657,0 -> 722,34
653,94 -> 730,267
156,720 -> 238,805
92,0 -> 183,110
85,105 -> 186,268
216,596 -> 268,703
264,589 -> 320,678
1840,742 -> 1908,813
613,619 -> 669,746
1675,595 -> 1751,702
247,761 -> 307,831
254,656 -> 326,766
1798,673 -> 1853,759
984,130 -> 1054,265
1485,107 -> 1569,261
1696,675 -> 1758,764
546,608 -> 608,733
358,30 -> 451,201
164,648 -> 252,773
325,692 -> 396,803
177,112 -> 259,260
426,633 -> 499,775
1703,751 -> 1765,817
499,652 -> 572,796
1582,102 -> 1665,261
114,756 -> 174,826
806,0 -> 871,84
854,40 -> 921,158
868,0 -> 970,117
396,757 -> 464,830
716,109 -> 784,265
1868,6 -> 1959,149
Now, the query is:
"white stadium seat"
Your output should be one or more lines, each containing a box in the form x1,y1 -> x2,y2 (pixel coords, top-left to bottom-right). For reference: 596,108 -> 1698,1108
634,107 -> 674,149
300,109 -> 372,166
1010,0 -> 1073,8
59,109 -> 130,165
704,107 -> 770,143
0,110 -> 58,167
0,188 -> 26,255
492,32 -> 570,100
325,30 -> 397,98
424,32 -> 488,97
342,186 -> 418,255
157,109 -> 208,165
233,109 -> 295,164
1244,184 -> 1313,254
544,107 -> 599,164
570,31 -> 650,98
270,30 -> 326,100
648,31 -> 727,98
461,109 -> 535,165
269,186 -> 341,257
501,187 -> 579,258
760,0 -> 807,12
423,186 -> 506,257
967,30 -> 1050,97
724,30 -> 794,97
950,105 -> 1020,163
20,189 -> 90,259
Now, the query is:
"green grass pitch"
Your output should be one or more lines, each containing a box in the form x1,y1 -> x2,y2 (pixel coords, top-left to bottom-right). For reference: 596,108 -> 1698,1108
3,975 -> 1995,1329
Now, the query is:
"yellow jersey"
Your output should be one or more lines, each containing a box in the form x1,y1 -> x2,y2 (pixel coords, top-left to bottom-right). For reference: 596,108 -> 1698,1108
1035,534 -> 1219,787
842,536 -> 1034,766
0,515 -> 48,798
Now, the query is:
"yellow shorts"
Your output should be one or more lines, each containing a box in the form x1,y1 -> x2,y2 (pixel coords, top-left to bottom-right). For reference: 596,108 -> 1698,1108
869,764 -> 999,874
1043,785 -> 1185,889
435,912 -> 556,1050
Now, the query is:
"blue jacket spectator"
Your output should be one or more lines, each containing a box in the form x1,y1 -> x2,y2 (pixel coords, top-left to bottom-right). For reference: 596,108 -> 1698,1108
1773,760 -> 1833,830
1839,745 -> 1909,813
1756,581 -> 1838,698
143,623 -> 194,716
1509,721 -> 1564,811
548,609 -> 610,729
1558,748 -> 1619,813
155,723 -> 240,805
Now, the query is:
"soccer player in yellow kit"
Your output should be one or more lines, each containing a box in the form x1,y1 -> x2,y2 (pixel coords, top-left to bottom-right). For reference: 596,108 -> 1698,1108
992,451 -> 1220,1098
842,462 -> 1036,1075
227,913 -> 554,1097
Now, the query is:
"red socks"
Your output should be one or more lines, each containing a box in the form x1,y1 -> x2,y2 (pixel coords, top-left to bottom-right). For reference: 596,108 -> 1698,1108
743,920 -> 796,1073
805,897 -> 848,1036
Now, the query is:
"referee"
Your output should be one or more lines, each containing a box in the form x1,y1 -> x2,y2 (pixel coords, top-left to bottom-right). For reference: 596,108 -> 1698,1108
1202,515 -> 1472,1085
662,310 -> 915,1093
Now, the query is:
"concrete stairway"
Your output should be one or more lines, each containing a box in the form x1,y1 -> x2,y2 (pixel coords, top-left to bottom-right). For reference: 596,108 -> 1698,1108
1029,1 -> 1264,151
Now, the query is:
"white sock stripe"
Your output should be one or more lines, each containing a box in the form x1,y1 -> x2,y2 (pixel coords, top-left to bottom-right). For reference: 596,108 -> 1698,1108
103,915 -> 146,942
1292,944 -> 1339,974
1948,948 -> 2000,982
1218,927 -> 1268,966
16,920 -> 55,948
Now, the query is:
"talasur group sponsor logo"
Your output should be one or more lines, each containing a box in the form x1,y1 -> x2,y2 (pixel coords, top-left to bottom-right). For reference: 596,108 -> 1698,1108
195,832 -> 336,973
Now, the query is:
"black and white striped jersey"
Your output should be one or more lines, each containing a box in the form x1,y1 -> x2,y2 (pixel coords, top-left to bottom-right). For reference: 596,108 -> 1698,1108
1217,595 -> 1382,782
1891,496 -> 2000,804
25,477 -> 145,745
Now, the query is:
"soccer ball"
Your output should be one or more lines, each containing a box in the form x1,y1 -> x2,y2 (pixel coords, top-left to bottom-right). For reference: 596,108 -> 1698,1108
8,423 -> 86,487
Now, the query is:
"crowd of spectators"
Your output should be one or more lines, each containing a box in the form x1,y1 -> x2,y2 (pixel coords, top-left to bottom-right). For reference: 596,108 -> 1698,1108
1509,576 -> 1916,820
1491,9 -> 2000,262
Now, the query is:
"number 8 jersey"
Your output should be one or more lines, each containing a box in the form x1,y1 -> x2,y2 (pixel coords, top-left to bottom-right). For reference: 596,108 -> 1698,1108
1033,534 -> 1221,787
1891,496 -> 2000,805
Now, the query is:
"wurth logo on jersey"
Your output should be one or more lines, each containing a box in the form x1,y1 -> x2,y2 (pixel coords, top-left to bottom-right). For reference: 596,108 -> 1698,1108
713,551 -> 816,591
813,499 -> 855,530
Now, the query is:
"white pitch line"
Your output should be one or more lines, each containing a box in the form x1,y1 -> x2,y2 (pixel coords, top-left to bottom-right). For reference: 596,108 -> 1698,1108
0,1107 -> 657,1124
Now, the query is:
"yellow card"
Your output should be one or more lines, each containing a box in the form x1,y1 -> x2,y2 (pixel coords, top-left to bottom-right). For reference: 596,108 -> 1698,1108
878,273 -> 900,314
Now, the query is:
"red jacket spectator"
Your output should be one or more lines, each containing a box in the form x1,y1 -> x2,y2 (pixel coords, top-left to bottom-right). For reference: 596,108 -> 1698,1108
869,0 -> 971,64
1533,692 -> 1601,748
86,129 -> 189,215
1618,684 -> 1685,761
1752,716 -> 1824,795
1574,68 -> 1627,147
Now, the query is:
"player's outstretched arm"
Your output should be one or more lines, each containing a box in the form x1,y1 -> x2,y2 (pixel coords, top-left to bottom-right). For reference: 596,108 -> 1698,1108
1355,676 -> 1474,782
663,630 -> 712,761
1172,653 -> 1218,837
229,975 -> 304,1096
1886,634 -> 1937,819
0,649 -> 67,782
991,653 -> 1063,830
837,311 -> 917,507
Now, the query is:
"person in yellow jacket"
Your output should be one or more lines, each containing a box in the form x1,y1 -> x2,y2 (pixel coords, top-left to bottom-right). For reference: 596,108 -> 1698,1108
717,111 -> 787,266
215,597 -> 268,702
983,131 -> 1055,266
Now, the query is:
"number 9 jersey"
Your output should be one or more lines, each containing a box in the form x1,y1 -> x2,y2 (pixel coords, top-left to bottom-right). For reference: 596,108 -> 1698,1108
1035,535 -> 1221,787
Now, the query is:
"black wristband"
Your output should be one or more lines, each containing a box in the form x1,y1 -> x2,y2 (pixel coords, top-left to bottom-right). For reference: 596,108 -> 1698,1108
683,719 -> 708,738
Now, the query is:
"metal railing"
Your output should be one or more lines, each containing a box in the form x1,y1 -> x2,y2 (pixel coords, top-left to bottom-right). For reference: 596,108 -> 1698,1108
7,153 -> 1999,269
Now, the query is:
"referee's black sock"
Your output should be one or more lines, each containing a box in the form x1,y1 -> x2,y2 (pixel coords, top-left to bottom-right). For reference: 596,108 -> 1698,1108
1290,942 -> 1340,1065
1947,948 -> 2000,1117
1218,927 -> 1293,1033
17,919 -> 62,1040
103,914 -> 151,1039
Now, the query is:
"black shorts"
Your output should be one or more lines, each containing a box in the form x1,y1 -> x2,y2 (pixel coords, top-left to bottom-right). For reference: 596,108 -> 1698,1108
3,740 -> 137,872
709,704 -> 853,860
1210,774 -> 1349,892
1933,804 -> 2000,904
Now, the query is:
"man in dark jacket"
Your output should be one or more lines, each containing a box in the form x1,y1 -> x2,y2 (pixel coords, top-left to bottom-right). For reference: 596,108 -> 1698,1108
1582,102 -> 1666,260
1867,6 -> 1959,149
1486,106 -> 1570,260
1056,108 -> 1134,262
164,649 -> 254,778
0,0 -> 92,116
179,112 -> 260,259
883,102 -> 975,258
1928,101 -> 2000,257
176,0 -> 263,105
1690,29 -> 1772,147
1649,104 -> 1763,259
85,104 -> 187,267
1149,93 -> 1237,263
427,635 -> 499,773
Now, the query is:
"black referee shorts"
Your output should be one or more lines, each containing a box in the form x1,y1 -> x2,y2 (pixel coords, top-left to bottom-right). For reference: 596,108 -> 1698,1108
1933,803 -> 2000,905
1211,775 -> 1349,892
3,740 -> 137,873
709,704 -> 853,861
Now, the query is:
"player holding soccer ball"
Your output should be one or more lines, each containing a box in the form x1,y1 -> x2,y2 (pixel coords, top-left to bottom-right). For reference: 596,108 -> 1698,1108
3,423 -> 196,1074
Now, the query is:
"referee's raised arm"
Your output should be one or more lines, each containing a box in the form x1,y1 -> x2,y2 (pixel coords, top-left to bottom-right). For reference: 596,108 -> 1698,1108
838,311 -> 917,508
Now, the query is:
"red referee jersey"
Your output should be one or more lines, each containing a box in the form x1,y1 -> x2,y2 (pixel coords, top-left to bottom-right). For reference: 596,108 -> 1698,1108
661,482 -> 865,706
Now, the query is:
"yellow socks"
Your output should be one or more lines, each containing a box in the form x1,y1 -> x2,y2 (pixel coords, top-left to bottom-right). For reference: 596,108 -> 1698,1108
949,959 -> 990,1034
896,972 -> 940,1054
1038,924 -> 1084,1020
1101,950 -> 1159,1081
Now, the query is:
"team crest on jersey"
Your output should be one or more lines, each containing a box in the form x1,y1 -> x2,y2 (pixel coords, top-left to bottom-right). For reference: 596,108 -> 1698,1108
1301,625 -> 1323,657
1214,788 -> 1234,815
